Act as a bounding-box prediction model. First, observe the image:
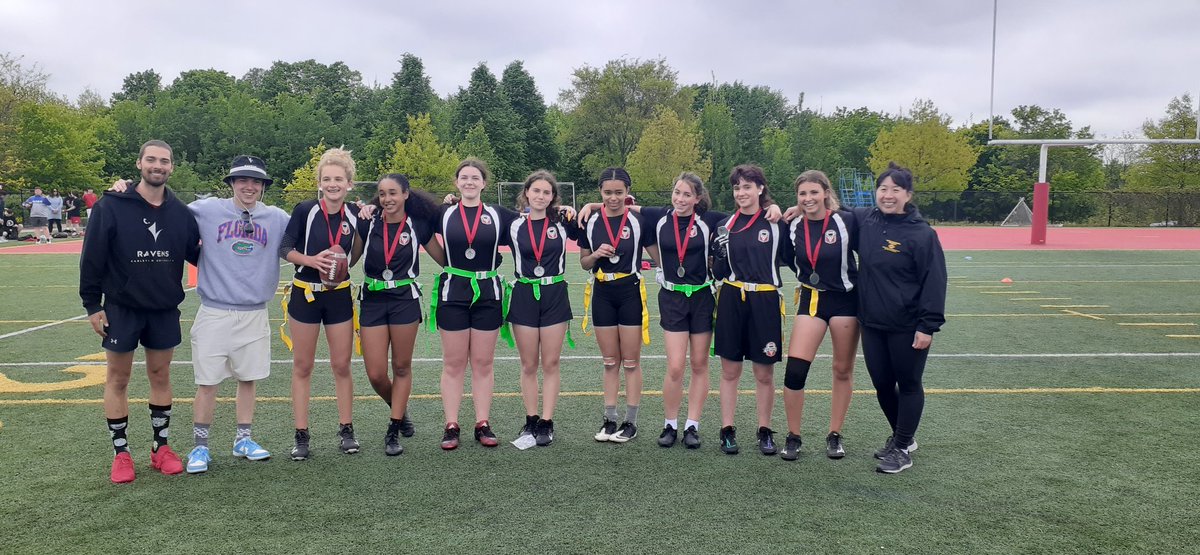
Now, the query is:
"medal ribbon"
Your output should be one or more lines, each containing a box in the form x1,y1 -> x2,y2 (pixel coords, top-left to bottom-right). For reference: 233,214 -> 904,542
725,208 -> 763,234
320,199 -> 345,249
803,212 -> 832,275
600,208 -> 629,257
673,210 -> 696,271
458,203 -> 484,250
382,215 -> 408,273
527,217 -> 549,266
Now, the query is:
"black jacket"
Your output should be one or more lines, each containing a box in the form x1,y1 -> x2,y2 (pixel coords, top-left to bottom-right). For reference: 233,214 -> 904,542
854,205 -> 947,334
79,185 -> 200,315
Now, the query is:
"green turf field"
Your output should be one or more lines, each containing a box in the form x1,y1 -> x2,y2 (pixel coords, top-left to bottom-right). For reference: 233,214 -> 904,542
1,244 -> 1198,554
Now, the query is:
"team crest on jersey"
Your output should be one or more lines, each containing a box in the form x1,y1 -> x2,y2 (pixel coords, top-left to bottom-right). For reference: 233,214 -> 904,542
620,227 -> 630,240
688,226 -> 698,238
757,229 -> 770,243
340,221 -> 352,235
481,214 -> 493,225
763,341 -> 778,357
399,232 -> 411,246
547,226 -> 559,239
883,240 -> 902,253
824,230 -> 838,244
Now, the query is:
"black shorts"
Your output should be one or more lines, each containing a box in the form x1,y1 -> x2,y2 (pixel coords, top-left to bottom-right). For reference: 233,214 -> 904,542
713,283 -> 783,364
658,287 -> 715,334
359,294 -> 422,327
287,284 -> 353,325
507,281 -> 573,328
795,287 -> 858,322
101,302 -> 182,353
437,300 -> 503,331
590,277 -> 643,327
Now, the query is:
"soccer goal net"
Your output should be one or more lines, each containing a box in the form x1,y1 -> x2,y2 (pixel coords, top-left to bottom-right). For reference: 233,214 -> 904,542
1001,197 -> 1034,227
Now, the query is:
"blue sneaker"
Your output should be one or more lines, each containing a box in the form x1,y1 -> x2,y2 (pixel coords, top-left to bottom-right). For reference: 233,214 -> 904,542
233,437 -> 271,461
186,446 -> 211,474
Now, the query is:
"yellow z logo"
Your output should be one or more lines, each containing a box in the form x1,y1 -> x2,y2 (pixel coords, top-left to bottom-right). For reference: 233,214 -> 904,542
883,240 -> 902,253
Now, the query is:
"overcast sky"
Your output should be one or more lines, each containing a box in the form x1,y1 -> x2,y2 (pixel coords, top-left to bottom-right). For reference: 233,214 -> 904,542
2,0 -> 1196,139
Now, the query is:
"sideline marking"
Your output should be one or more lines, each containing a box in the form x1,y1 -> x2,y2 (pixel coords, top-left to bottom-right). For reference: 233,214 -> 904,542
1118,323 -> 1196,327
1166,335 -> 1200,339
0,314 -> 89,340
982,290 -> 1038,294
1010,297 -> 1069,301
1042,305 -> 1109,309
1061,309 -> 1104,321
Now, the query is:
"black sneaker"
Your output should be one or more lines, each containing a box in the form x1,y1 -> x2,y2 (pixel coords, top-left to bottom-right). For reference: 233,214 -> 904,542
534,419 -> 554,446
474,420 -> 499,447
719,426 -> 739,455
441,423 -> 460,450
398,411 -> 415,438
594,418 -> 617,442
657,425 -> 678,447
520,414 -> 539,437
290,429 -> 310,461
874,435 -> 918,460
682,425 -> 701,449
384,428 -> 403,456
757,426 -> 777,456
610,422 -> 637,443
876,446 -> 913,474
338,424 -> 360,454
780,433 -> 802,461
826,431 -> 846,459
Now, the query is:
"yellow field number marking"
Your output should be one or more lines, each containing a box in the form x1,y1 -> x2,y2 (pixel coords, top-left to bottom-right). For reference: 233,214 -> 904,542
0,352 -> 107,393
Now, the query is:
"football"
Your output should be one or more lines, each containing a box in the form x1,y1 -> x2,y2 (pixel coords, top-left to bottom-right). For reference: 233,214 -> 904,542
323,244 -> 350,287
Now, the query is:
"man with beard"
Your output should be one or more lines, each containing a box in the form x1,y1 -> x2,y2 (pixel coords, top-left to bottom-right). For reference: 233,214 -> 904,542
80,140 -> 200,484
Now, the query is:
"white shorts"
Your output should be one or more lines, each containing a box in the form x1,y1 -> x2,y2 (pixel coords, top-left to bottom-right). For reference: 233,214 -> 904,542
190,305 -> 271,386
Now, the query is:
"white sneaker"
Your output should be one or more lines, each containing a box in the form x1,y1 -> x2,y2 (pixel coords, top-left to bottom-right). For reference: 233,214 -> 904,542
233,437 -> 271,461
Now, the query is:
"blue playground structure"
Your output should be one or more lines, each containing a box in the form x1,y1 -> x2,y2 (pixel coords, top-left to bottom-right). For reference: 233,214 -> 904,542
837,168 -> 875,208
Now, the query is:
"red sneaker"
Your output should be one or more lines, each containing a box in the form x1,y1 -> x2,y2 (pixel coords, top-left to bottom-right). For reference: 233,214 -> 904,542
474,420 -> 499,447
110,452 -> 135,484
441,423 -> 460,450
150,445 -> 184,475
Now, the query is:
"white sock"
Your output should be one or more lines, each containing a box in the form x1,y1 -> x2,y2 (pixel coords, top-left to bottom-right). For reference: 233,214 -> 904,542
664,419 -> 678,430
685,419 -> 700,431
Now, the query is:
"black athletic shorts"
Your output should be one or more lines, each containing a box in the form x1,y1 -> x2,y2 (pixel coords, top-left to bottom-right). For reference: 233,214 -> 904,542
437,300 -> 503,331
359,294 -> 422,327
590,276 -> 643,327
713,282 -> 783,364
795,287 -> 858,323
287,284 -> 353,325
658,287 -> 715,334
101,302 -> 182,353
507,281 -> 573,328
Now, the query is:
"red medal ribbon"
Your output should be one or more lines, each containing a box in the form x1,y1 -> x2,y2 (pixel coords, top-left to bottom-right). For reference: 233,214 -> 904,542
600,208 -> 630,255
382,215 -> 408,272
673,210 -> 696,269
803,212 -> 832,274
320,199 -> 345,249
725,208 -> 763,234
458,203 -> 484,249
527,217 -> 549,265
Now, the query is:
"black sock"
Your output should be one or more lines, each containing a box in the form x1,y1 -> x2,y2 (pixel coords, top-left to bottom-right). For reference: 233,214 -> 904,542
149,403 -> 172,451
388,418 -> 402,434
107,416 -> 130,455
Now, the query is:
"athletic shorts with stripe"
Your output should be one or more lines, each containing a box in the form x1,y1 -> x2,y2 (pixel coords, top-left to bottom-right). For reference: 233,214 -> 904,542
713,283 -> 783,364
506,282 -> 572,327
795,287 -> 858,323
190,304 -> 270,386
658,288 -> 715,334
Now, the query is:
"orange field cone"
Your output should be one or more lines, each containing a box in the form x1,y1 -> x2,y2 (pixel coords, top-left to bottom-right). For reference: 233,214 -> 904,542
187,263 -> 198,287
1000,277 -> 1013,284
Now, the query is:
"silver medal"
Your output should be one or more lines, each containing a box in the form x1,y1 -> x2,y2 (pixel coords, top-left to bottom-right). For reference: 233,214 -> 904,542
608,255 -> 620,264
809,272 -> 820,285
676,266 -> 686,278
382,269 -> 393,281
533,265 -> 545,277
464,247 -> 476,260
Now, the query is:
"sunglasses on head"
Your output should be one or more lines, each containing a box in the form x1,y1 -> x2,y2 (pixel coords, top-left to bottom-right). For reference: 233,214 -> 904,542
240,210 -> 254,235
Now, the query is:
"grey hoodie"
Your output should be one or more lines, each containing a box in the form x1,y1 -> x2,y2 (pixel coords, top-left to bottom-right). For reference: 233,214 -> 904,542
190,197 -> 290,310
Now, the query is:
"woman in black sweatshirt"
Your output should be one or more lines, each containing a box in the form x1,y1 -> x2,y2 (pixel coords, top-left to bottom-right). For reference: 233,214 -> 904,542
855,162 -> 947,474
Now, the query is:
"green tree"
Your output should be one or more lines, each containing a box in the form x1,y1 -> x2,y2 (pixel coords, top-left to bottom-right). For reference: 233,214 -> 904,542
383,53 -> 435,139
8,101 -> 106,189
867,105 -> 978,194
697,100 -> 738,203
379,114 -> 459,195
450,63 -> 524,180
500,61 -> 559,175
284,140 -> 326,208
626,109 -> 711,199
457,122 -> 497,166
760,127 -> 796,194
111,69 -> 161,105
1125,94 -> 1200,191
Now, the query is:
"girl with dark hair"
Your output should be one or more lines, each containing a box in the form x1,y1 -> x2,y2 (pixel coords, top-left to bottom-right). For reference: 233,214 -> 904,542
430,158 -> 522,450
856,162 -> 947,474
712,164 -> 794,456
780,170 -> 860,461
357,174 -> 446,456
506,170 -> 581,446
579,167 -> 658,444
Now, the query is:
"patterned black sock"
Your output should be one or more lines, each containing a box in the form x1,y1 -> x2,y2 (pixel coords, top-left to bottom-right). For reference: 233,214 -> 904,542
107,416 -> 130,455
149,403 -> 172,451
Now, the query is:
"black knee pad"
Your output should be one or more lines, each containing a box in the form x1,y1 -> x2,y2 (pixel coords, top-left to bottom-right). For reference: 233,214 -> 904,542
784,357 -> 812,390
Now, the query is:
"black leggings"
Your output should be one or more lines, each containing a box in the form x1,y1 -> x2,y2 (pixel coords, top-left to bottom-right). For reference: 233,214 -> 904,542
861,326 -> 929,449
49,219 -> 62,234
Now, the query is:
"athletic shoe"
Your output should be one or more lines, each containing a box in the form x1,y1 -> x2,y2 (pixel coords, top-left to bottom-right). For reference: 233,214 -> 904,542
609,421 -> 637,443
719,426 -> 739,455
186,446 -> 211,474
657,425 -> 678,448
338,424 -> 360,454
150,445 -> 184,475
594,418 -> 617,442
874,436 -> 918,460
534,419 -> 554,446
398,411 -> 415,438
757,427 -> 777,456
384,429 -> 403,456
780,433 -> 802,461
520,414 -> 539,437
291,429 -> 310,461
45,237 -> 51,244
474,421 -> 499,447
233,438 -> 270,461
826,432 -> 846,459
441,423 -> 460,450
876,447 -> 913,474
110,452 -> 135,484
682,425 -> 701,449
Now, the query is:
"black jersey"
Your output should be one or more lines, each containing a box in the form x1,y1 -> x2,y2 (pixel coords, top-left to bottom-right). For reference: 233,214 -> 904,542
284,199 -> 359,284
507,212 -> 581,279
716,208 -> 794,287
357,214 -> 435,299
435,202 -> 519,302
578,209 -> 655,276
642,206 -> 726,285
788,210 -> 857,292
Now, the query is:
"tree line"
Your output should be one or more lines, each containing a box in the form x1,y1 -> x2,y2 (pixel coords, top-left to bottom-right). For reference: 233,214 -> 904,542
1,52 -> 1197,223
